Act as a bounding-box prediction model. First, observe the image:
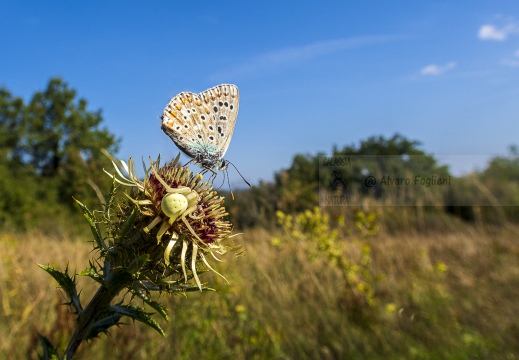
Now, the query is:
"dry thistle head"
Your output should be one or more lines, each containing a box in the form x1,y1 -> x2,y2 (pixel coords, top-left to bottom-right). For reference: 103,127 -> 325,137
105,154 -> 240,291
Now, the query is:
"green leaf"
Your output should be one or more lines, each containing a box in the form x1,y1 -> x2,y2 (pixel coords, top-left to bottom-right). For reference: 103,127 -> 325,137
127,254 -> 149,276
85,311 -> 124,340
79,267 -> 103,284
73,197 -> 105,250
161,279 -> 216,293
132,287 -> 169,321
104,175 -> 117,218
37,333 -> 59,360
120,206 -> 138,237
111,304 -> 164,336
176,285 -> 216,293
38,264 -> 83,314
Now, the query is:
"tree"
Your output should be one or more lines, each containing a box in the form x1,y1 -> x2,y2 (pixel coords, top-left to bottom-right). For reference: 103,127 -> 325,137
0,88 -> 25,165
0,78 -> 120,229
22,79 -> 119,204
335,133 -> 425,156
0,88 -> 36,228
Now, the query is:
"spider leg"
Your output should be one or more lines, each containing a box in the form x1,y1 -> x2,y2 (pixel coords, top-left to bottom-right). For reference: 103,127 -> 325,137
191,243 -> 202,290
164,232 -> 178,266
181,206 -> 204,243
199,251 -> 228,283
181,239 -> 189,282
155,220 -> 171,243
150,164 -> 191,194
144,216 -> 163,233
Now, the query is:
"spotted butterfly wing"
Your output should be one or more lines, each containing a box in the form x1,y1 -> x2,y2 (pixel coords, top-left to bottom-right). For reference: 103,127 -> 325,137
161,84 -> 239,171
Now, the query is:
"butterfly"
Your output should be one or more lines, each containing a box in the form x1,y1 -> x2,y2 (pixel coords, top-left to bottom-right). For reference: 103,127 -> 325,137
161,84 -> 250,189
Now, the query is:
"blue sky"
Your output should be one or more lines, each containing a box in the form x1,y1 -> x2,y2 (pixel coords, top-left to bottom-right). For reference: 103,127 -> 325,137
1,1 -> 519,186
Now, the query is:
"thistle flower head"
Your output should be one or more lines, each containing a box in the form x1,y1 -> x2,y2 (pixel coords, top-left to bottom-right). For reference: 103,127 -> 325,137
104,154 -> 240,291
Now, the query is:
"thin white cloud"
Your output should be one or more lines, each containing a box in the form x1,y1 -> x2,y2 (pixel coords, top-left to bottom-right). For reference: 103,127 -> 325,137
501,58 -> 519,67
501,49 -> 519,67
478,23 -> 518,41
209,35 -> 397,80
420,62 -> 457,76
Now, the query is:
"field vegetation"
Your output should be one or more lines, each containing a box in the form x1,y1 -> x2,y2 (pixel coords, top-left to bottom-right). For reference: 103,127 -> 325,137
1,79 -> 518,359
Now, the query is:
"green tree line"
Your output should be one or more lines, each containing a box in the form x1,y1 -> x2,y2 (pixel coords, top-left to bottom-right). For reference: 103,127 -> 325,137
1,78 -> 517,232
226,135 -> 519,229
0,78 -> 119,230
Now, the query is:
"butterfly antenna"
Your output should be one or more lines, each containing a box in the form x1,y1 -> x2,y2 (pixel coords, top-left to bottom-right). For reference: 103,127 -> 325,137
225,168 -> 235,200
228,161 -> 252,188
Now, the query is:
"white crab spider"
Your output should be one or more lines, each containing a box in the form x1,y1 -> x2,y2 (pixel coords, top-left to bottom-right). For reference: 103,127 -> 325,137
107,156 -> 227,290
144,166 -> 226,290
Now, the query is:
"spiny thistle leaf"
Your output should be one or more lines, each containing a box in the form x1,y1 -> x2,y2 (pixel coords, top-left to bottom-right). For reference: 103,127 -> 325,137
132,287 -> 169,321
120,207 -> 138,237
104,175 -> 117,218
37,333 -> 59,360
171,285 -> 216,293
38,264 -> 83,314
79,267 -> 103,284
111,305 -> 164,336
85,312 -> 124,341
73,197 -> 105,250
127,254 -> 150,276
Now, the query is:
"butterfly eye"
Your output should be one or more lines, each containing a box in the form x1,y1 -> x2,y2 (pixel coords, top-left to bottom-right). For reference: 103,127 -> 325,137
219,116 -> 227,121
230,105 -> 234,110
201,115 -> 206,121
209,136 -> 215,141
213,106 -> 218,112
208,125 -> 214,131
224,102 -> 228,107
218,101 -> 223,106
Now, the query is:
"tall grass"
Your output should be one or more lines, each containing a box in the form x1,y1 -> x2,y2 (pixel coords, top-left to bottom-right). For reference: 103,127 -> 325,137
1,208 -> 519,359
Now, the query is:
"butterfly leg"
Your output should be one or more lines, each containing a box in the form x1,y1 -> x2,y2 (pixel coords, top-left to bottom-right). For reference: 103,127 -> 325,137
203,167 -> 218,184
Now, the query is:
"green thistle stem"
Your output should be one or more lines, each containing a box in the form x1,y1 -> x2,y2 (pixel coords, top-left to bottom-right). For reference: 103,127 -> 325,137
64,266 -> 133,359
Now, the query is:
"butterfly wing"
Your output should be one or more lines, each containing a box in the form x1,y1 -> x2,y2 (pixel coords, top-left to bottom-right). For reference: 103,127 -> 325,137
161,91 -> 205,159
199,84 -> 239,158
161,84 -> 239,163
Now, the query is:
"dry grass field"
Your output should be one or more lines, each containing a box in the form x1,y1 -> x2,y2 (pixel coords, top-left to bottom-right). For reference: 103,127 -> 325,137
1,208 -> 519,359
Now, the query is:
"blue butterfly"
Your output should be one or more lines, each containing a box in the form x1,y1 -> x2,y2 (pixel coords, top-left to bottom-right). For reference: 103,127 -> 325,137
161,84 -> 250,189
